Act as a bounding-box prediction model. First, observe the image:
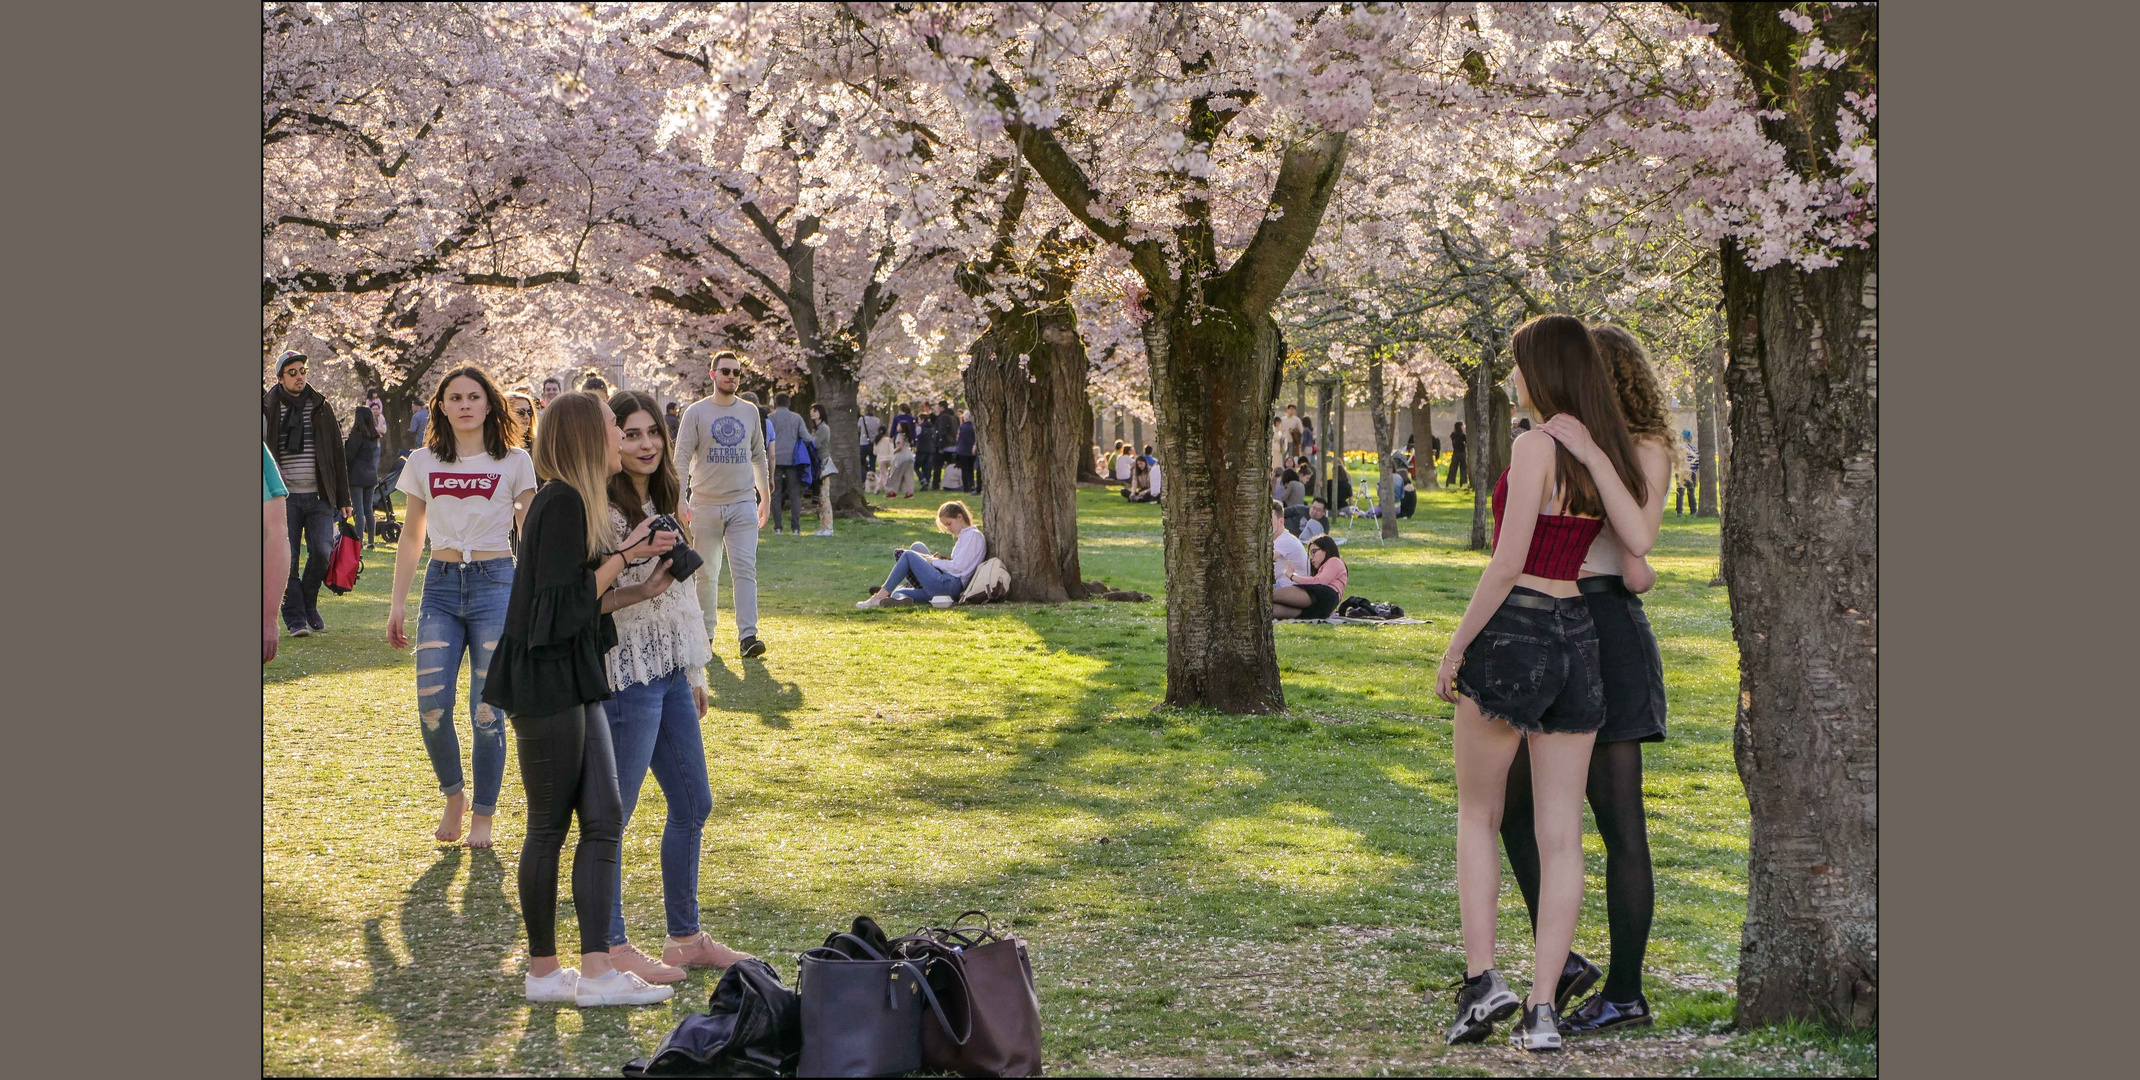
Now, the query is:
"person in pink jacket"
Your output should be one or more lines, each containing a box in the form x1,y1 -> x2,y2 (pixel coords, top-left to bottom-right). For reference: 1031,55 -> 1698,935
1273,535 -> 1347,620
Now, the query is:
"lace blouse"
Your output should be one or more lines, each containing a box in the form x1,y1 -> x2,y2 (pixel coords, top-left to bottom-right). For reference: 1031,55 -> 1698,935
604,501 -> 710,691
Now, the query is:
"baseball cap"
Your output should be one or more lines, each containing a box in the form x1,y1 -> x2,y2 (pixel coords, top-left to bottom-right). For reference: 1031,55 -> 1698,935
276,350 -> 308,375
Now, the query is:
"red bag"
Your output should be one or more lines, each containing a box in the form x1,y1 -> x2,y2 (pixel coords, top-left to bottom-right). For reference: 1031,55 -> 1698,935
324,518 -> 364,595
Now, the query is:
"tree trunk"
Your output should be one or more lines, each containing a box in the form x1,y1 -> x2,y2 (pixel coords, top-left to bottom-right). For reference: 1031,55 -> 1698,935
1079,399 -> 1107,483
1145,302 -> 1286,713
1366,359 -> 1398,539
1411,392 -> 1439,490
963,296 -> 1090,602
1718,240 -> 1878,1029
808,361 -> 875,519
1696,342 -> 1722,518
1463,371 -> 1489,550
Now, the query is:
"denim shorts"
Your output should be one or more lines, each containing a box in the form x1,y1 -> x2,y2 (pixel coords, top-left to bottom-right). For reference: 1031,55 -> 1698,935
1454,586 -> 1606,735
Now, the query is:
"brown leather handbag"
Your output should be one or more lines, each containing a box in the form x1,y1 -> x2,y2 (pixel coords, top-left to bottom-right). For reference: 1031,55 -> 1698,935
897,912 -> 1044,1077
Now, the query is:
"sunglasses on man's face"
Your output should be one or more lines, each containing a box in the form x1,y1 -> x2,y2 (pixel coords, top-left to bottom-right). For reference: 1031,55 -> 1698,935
715,367 -> 740,376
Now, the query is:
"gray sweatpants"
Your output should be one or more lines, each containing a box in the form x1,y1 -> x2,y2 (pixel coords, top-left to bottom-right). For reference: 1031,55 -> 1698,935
689,497 -> 760,643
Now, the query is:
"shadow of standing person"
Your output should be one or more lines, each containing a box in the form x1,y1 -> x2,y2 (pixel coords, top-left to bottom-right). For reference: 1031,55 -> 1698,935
362,847 -> 516,1068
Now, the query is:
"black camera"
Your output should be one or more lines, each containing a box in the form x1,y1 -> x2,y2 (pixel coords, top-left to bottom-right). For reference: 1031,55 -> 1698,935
637,513 -> 703,582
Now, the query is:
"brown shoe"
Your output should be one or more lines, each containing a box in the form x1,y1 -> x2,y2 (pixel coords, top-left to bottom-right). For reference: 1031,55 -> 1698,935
664,931 -> 753,970
609,944 -> 687,985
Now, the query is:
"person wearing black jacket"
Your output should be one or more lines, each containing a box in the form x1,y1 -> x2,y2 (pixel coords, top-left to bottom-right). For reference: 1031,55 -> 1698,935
932,400 -> 960,490
262,351 -> 351,637
345,406 -> 382,546
1447,421 -> 1469,488
914,402 -> 941,491
482,391 -> 682,1009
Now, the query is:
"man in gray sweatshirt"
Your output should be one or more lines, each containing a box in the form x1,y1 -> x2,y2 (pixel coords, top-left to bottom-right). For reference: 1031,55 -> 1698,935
675,351 -> 772,658
765,392 -> 810,536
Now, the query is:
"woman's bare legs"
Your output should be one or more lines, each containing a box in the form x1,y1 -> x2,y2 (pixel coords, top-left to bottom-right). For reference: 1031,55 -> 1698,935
525,951 -> 615,978
1452,696 -> 1526,977
1524,729 -> 1599,1008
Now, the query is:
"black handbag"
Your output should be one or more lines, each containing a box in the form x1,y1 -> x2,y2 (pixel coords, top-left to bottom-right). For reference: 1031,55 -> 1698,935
798,930 -> 969,1077
621,958 -> 800,1078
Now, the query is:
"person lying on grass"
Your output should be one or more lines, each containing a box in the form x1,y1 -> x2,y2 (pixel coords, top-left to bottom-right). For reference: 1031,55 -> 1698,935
1273,535 -> 1348,621
856,500 -> 986,609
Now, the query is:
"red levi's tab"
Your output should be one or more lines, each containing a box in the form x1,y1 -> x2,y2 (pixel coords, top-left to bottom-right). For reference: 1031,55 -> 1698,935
429,473 -> 502,498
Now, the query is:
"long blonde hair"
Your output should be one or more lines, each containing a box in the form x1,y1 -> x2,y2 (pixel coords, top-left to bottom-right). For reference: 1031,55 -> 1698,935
531,391 -> 615,557
1589,324 -> 1677,457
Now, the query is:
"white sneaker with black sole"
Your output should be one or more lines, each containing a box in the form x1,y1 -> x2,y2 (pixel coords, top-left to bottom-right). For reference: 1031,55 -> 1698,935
1509,1003 -> 1563,1052
1444,969 -> 1522,1045
524,967 -> 579,1004
574,968 -> 674,1007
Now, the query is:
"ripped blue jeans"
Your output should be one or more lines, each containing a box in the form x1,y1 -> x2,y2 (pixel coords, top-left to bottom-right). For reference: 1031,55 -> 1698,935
416,557 -> 515,815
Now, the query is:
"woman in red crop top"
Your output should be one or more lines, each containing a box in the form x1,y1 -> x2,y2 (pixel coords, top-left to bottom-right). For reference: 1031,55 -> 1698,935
1433,314 -> 1653,1051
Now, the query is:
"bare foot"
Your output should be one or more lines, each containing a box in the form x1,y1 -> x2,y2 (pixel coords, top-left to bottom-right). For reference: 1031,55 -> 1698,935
465,813 -> 494,849
435,793 -> 468,844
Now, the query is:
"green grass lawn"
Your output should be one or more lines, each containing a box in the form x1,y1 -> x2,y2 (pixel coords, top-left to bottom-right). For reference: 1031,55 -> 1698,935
263,486 -> 1871,1076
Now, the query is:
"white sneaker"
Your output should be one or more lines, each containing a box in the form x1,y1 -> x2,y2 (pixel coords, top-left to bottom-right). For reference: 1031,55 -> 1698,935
856,595 -> 885,610
525,966 -> 579,1004
575,968 -> 674,1007
814,528 -> 833,536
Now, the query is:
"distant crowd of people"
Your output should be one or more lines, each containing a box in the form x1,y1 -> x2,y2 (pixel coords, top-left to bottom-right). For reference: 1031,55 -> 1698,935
861,399 -> 978,499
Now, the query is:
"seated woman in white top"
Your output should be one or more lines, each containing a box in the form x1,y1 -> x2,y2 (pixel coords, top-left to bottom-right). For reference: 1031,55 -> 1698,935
856,501 -> 986,608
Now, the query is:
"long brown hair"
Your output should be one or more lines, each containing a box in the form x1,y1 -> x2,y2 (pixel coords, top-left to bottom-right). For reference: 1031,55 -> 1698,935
606,390 -> 681,530
1588,324 -> 1677,456
424,365 -> 523,463
1510,314 -> 1647,517
530,391 -> 615,557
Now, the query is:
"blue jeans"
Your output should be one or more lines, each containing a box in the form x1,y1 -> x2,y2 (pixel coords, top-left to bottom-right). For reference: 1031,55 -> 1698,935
416,558 -> 515,815
605,668 -> 712,945
281,491 -> 337,628
352,486 -> 376,543
882,548 -> 962,603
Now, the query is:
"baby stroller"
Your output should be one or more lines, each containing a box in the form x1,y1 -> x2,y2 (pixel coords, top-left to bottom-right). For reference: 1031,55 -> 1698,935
371,449 -> 411,543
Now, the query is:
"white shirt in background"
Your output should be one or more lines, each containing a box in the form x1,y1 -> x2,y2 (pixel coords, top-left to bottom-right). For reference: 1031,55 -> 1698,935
1273,529 -> 1309,588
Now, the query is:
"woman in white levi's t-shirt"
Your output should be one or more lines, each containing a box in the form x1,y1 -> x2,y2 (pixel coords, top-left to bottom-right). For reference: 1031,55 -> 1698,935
386,368 -> 538,849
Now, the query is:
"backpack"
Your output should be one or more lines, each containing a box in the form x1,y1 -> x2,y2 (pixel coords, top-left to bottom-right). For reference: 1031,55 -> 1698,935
324,518 -> 364,595
958,557 -> 1010,604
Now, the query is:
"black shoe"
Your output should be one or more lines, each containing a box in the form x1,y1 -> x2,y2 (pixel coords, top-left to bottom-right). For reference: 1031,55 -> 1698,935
1509,1003 -> 1563,1052
1559,992 -> 1652,1035
1443,969 -> 1521,1046
308,612 -> 326,632
739,636 -> 766,659
1555,951 -> 1602,1012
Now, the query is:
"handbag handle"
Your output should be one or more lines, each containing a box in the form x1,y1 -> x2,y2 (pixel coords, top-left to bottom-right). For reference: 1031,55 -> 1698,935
895,958 -> 972,1047
816,933 -> 889,961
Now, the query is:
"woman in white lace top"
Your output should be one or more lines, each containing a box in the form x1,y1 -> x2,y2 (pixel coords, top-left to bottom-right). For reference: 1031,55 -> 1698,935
592,391 -> 752,986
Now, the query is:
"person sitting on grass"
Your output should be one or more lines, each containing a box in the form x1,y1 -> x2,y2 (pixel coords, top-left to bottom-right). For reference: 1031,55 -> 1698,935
1300,499 -> 1330,541
856,500 -> 986,609
1123,457 -> 1155,502
1274,535 -> 1348,621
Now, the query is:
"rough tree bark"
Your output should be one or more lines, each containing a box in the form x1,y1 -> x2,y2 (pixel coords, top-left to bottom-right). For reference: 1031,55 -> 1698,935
1078,398 -> 1108,484
1676,0 -> 1878,1029
1463,373 -> 1489,549
1409,390 -> 1440,490
955,166 -> 1091,603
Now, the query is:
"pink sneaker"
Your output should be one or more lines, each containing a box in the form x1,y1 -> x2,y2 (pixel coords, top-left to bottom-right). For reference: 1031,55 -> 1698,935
663,931 -> 753,970
609,944 -> 687,985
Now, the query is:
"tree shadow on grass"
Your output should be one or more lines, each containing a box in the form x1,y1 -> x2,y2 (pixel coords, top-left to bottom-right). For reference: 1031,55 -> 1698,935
704,656 -> 805,728
361,847 -> 515,1068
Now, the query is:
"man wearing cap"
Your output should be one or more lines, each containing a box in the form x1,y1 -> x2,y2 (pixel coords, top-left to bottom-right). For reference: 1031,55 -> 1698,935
262,351 -> 351,638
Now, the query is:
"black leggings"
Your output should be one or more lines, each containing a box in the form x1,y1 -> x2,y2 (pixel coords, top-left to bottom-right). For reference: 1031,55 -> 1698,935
510,702 -> 623,958
1500,737 -> 1653,1002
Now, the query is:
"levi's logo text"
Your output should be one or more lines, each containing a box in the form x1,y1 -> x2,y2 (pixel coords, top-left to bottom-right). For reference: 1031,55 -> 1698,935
430,473 -> 502,498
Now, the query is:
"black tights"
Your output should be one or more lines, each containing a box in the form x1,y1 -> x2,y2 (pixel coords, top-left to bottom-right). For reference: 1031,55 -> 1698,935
1501,737 -> 1653,1002
510,702 -> 623,958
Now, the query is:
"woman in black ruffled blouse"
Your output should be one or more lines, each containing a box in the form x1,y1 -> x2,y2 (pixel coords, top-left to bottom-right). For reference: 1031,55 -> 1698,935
482,391 -> 682,1008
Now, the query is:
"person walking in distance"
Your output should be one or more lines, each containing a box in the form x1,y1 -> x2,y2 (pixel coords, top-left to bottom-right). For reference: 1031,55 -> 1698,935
484,391 -> 679,1009
264,445 -> 291,665
858,406 -> 883,477
1674,431 -> 1698,516
1447,420 -> 1469,488
1435,314 -> 1649,1050
913,401 -> 941,491
809,402 -> 837,536
885,433 -> 916,499
263,351 -> 352,638
598,391 -> 755,985
663,401 -> 681,440
952,406 -> 977,494
346,405 -> 384,547
1277,404 -> 1304,459
387,366 -> 538,849
932,400 -> 960,488
672,351 -> 771,659
1497,323 -> 1677,1036
765,393 -> 809,536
